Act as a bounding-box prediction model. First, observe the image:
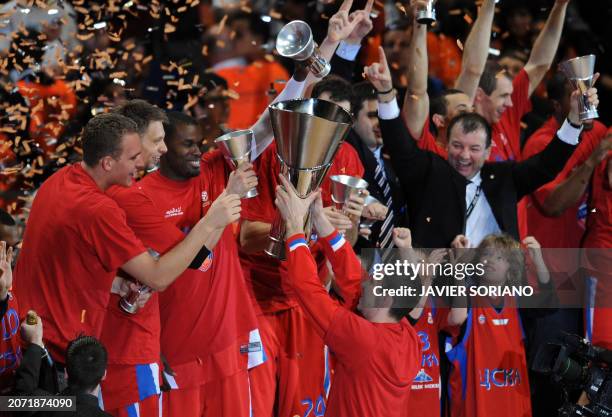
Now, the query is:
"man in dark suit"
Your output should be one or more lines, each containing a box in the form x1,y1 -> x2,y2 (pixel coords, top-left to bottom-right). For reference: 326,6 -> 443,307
16,316 -> 111,417
363,47 -> 599,248
347,81 -> 408,249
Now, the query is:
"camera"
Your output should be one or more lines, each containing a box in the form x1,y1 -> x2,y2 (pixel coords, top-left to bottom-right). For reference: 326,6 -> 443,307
532,334 -> 612,417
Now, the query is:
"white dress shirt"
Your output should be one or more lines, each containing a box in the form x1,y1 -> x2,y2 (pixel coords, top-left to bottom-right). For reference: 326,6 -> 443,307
464,172 -> 500,247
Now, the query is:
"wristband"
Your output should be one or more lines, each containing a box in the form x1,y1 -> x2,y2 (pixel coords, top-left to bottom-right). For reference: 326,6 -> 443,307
377,87 -> 394,95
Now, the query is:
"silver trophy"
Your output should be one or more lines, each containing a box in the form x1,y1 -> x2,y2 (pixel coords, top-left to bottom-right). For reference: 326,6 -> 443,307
559,55 -> 599,121
276,20 -> 331,78
119,248 -> 158,314
215,129 -> 258,198
266,98 -> 353,259
416,0 -> 437,25
359,195 -> 382,232
330,175 -> 368,211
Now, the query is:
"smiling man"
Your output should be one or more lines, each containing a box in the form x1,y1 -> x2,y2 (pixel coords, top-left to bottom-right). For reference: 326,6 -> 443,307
114,99 -> 168,172
13,113 -> 236,370
364,47 -> 598,248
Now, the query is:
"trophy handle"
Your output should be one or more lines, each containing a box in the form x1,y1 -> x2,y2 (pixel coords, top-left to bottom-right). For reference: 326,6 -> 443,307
304,45 -> 331,78
265,212 -> 287,260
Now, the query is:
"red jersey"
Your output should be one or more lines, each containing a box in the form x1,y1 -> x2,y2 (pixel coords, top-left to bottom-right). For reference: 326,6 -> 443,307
0,293 -> 21,395
488,69 -> 532,162
98,185 -> 187,410
519,118 -> 608,245
14,164 -> 146,362
240,142 -> 364,314
405,301 -> 453,417
446,299 -> 531,417
285,233 -> 420,417
582,127 -> 612,249
140,150 -> 261,388
415,118 -> 448,159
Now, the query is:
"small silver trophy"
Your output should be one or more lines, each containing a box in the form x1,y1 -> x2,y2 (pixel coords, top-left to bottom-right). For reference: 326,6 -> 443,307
416,0 -> 437,25
276,20 -> 331,78
559,54 -> 599,121
330,175 -> 369,211
359,195 -> 382,232
215,129 -> 258,198
119,248 -> 158,314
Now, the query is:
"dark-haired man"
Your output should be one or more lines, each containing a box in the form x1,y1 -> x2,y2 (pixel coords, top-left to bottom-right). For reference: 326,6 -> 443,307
402,0 -> 496,159
365,47 -> 597,247
473,0 -> 570,162
17,317 -> 111,417
136,112 -> 261,417
98,100 -> 240,416
347,81 -> 406,249
14,113 -> 241,366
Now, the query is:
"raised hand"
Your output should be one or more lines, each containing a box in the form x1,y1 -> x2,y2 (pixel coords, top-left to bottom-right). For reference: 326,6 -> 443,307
275,175 -> 320,235
327,0 -> 365,43
568,73 -> 599,125
205,192 -> 242,229
226,162 -> 258,198
451,234 -> 470,249
364,46 -> 393,92
522,236 -> 543,261
363,201 -> 388,220
20,311 -> 43,347
392,227 -> 412,249
345,0 -> 375,45
344,191 -> 367,221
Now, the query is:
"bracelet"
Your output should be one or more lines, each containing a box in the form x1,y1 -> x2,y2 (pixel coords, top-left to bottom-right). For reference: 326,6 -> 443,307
568,119 -> 582,129
377,87 -> 394,95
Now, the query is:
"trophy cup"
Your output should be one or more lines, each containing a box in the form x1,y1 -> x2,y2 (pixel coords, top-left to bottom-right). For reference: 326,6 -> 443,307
559,55 -> 599,121
119,248 -> 158,314
265,98 -> 353,259
416,0 -> 437,25
330,175 -> 369,211
215,129 -> 258,198
276,20 -> 331,78
359,195 -> 382,232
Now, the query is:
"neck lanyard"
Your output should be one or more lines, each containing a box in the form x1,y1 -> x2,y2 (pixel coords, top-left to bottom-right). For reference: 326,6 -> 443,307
466,185 -> 482,220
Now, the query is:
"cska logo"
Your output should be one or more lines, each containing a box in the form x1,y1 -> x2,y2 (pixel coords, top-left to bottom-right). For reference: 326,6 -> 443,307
479,368 -> 522,391
198,252 -> 214,272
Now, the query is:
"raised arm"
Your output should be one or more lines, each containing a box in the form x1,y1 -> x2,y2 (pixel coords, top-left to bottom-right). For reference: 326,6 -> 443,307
276,178 -> 342,336
513,87 -> 598,198
121,191 -> 240,291
524,0 -> 569,96
402,2 -> 429,138
543,134 -> 612,216
312,194 -> 363,310
454,0 -> 496,102
366,47 -> 433,186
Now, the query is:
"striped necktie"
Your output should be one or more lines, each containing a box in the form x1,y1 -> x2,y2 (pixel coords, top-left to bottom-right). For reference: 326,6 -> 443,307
374,160 -> 395,250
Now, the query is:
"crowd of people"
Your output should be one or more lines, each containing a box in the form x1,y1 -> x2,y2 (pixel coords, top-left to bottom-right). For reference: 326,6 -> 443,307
0,0 -> 610,416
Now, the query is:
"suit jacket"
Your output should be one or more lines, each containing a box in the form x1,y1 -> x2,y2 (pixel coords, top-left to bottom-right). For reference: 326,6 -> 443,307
379,115 -> 577,248
14,345 -> 111,417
